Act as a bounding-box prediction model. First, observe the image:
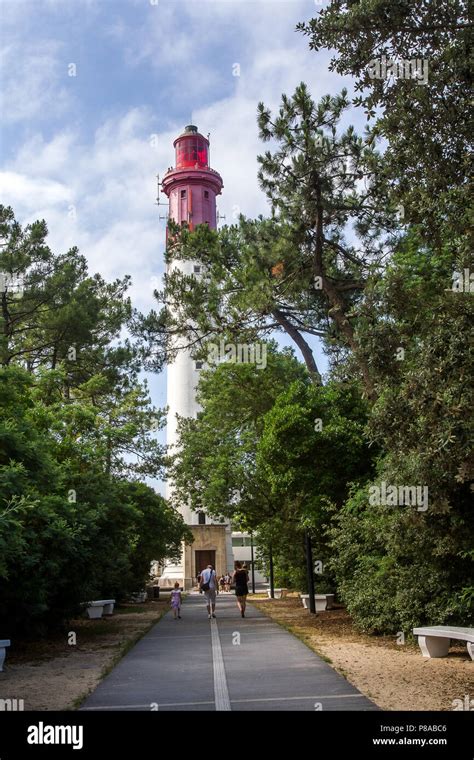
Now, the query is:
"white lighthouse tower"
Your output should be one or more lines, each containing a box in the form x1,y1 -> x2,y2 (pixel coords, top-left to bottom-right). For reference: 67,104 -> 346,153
159,125 -> 234,589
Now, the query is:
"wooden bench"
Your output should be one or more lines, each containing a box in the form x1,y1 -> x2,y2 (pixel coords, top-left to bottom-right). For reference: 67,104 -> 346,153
0,640 -> 11,672
84,599 -> 115,619
413,626 -> 474,660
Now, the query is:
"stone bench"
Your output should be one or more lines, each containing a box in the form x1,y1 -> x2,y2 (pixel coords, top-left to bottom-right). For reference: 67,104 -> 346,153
84,599 -> 115,619
266,588 -> 288,599
130,591 -> 147,604
325,594 -> 335,610
0,640 -> 11,672
413,626 -> 474,660
301,594 -> 334,612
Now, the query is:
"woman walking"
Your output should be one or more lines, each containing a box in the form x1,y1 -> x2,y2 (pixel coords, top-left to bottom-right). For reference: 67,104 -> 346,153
233,561 -> 249,617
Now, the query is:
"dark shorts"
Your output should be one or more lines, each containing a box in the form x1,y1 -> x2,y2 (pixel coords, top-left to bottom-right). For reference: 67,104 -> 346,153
235,586 -> 248,597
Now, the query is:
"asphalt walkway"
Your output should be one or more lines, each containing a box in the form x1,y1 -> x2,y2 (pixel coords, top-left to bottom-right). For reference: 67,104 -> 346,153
80,594 -> 378,711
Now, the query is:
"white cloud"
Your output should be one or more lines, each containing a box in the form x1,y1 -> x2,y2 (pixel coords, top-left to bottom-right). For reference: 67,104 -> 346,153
1,111 -> 165,307
11,132 -> 77,179
0,40 -> 74,124
0,170 -> 73,207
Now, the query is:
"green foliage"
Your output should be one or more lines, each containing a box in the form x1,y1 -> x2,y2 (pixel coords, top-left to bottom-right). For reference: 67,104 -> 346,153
256,380 -> 376,591
282,4 -> 473,630
171,342 -> 377,594
0,205 -> 134,372
0,362 -> 189,637
298,0 -> 471,251
0,210 -> 189,636
330,485 -> 473,634
258,380 -> 373,511
170,343 -> 307,525
330,237 -> 474,632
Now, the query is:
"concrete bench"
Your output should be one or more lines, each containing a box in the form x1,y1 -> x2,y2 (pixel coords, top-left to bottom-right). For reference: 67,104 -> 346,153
301,594 -> 330,612
0,640 -> 11,672
266,588 -> 288,599
102,600 -> 115,615
413,626 -> 474,660
84,599 -> 115,619
130,591 -> 147,604
325,594 -> 335,610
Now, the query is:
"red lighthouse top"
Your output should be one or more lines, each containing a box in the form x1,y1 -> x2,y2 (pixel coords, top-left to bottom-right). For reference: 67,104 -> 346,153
174,125 -> 209,169
162,124 -> 223,233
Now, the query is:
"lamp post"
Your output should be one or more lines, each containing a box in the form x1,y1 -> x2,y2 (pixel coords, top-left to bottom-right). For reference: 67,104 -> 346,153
269,543 -> 275,599
250,532 -> 256,594
305,529 -> 316,614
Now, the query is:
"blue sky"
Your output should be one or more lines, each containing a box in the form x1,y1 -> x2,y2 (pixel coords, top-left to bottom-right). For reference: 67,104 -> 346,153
1,0 -> 365,486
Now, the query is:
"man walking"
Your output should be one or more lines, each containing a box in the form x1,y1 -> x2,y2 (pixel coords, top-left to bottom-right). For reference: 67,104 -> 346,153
199,564 -> 218,619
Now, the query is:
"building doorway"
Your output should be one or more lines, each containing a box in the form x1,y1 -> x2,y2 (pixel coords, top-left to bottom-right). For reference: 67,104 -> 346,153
195,550 -> 216,581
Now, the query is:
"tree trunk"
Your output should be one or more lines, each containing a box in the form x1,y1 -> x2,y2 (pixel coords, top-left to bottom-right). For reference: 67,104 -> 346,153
305,529 -> 316,614
1,291 -> 12,366
272,308 -> 323,385
312,193 -> 375,400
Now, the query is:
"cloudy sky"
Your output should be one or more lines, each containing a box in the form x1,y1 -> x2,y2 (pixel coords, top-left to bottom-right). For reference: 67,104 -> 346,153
1,0 -> 362,474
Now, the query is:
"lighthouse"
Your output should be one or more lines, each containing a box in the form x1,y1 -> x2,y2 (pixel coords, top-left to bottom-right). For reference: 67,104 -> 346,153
160,125 -> 234,589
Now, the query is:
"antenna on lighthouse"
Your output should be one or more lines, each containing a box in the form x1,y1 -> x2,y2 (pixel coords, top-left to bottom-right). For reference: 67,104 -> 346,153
155,174 -> 168,208
155,174 -> 160,206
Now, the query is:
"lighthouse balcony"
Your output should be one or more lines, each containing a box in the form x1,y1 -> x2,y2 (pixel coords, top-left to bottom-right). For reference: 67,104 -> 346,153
163,162 -> 222,182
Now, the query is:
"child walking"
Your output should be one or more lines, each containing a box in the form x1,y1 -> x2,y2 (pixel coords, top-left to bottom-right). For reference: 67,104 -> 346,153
170,582 -> 182,619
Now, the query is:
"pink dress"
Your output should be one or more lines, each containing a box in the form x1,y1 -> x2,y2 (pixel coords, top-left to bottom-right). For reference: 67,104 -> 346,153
170,590 -> 181,609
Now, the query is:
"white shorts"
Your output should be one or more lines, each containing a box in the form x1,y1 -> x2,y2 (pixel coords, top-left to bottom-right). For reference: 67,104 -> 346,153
204,589 -> 216,605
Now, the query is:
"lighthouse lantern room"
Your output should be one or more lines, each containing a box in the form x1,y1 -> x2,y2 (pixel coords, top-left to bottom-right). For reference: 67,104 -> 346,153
162,125 -> 223,233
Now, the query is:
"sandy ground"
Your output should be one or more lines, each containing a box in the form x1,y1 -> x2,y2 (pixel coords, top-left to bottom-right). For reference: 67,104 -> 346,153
252,596 -> 473,711
0,602 -> 168,711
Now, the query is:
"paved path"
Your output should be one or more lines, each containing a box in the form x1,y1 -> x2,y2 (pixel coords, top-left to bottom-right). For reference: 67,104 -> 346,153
80,594 -> 378,711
